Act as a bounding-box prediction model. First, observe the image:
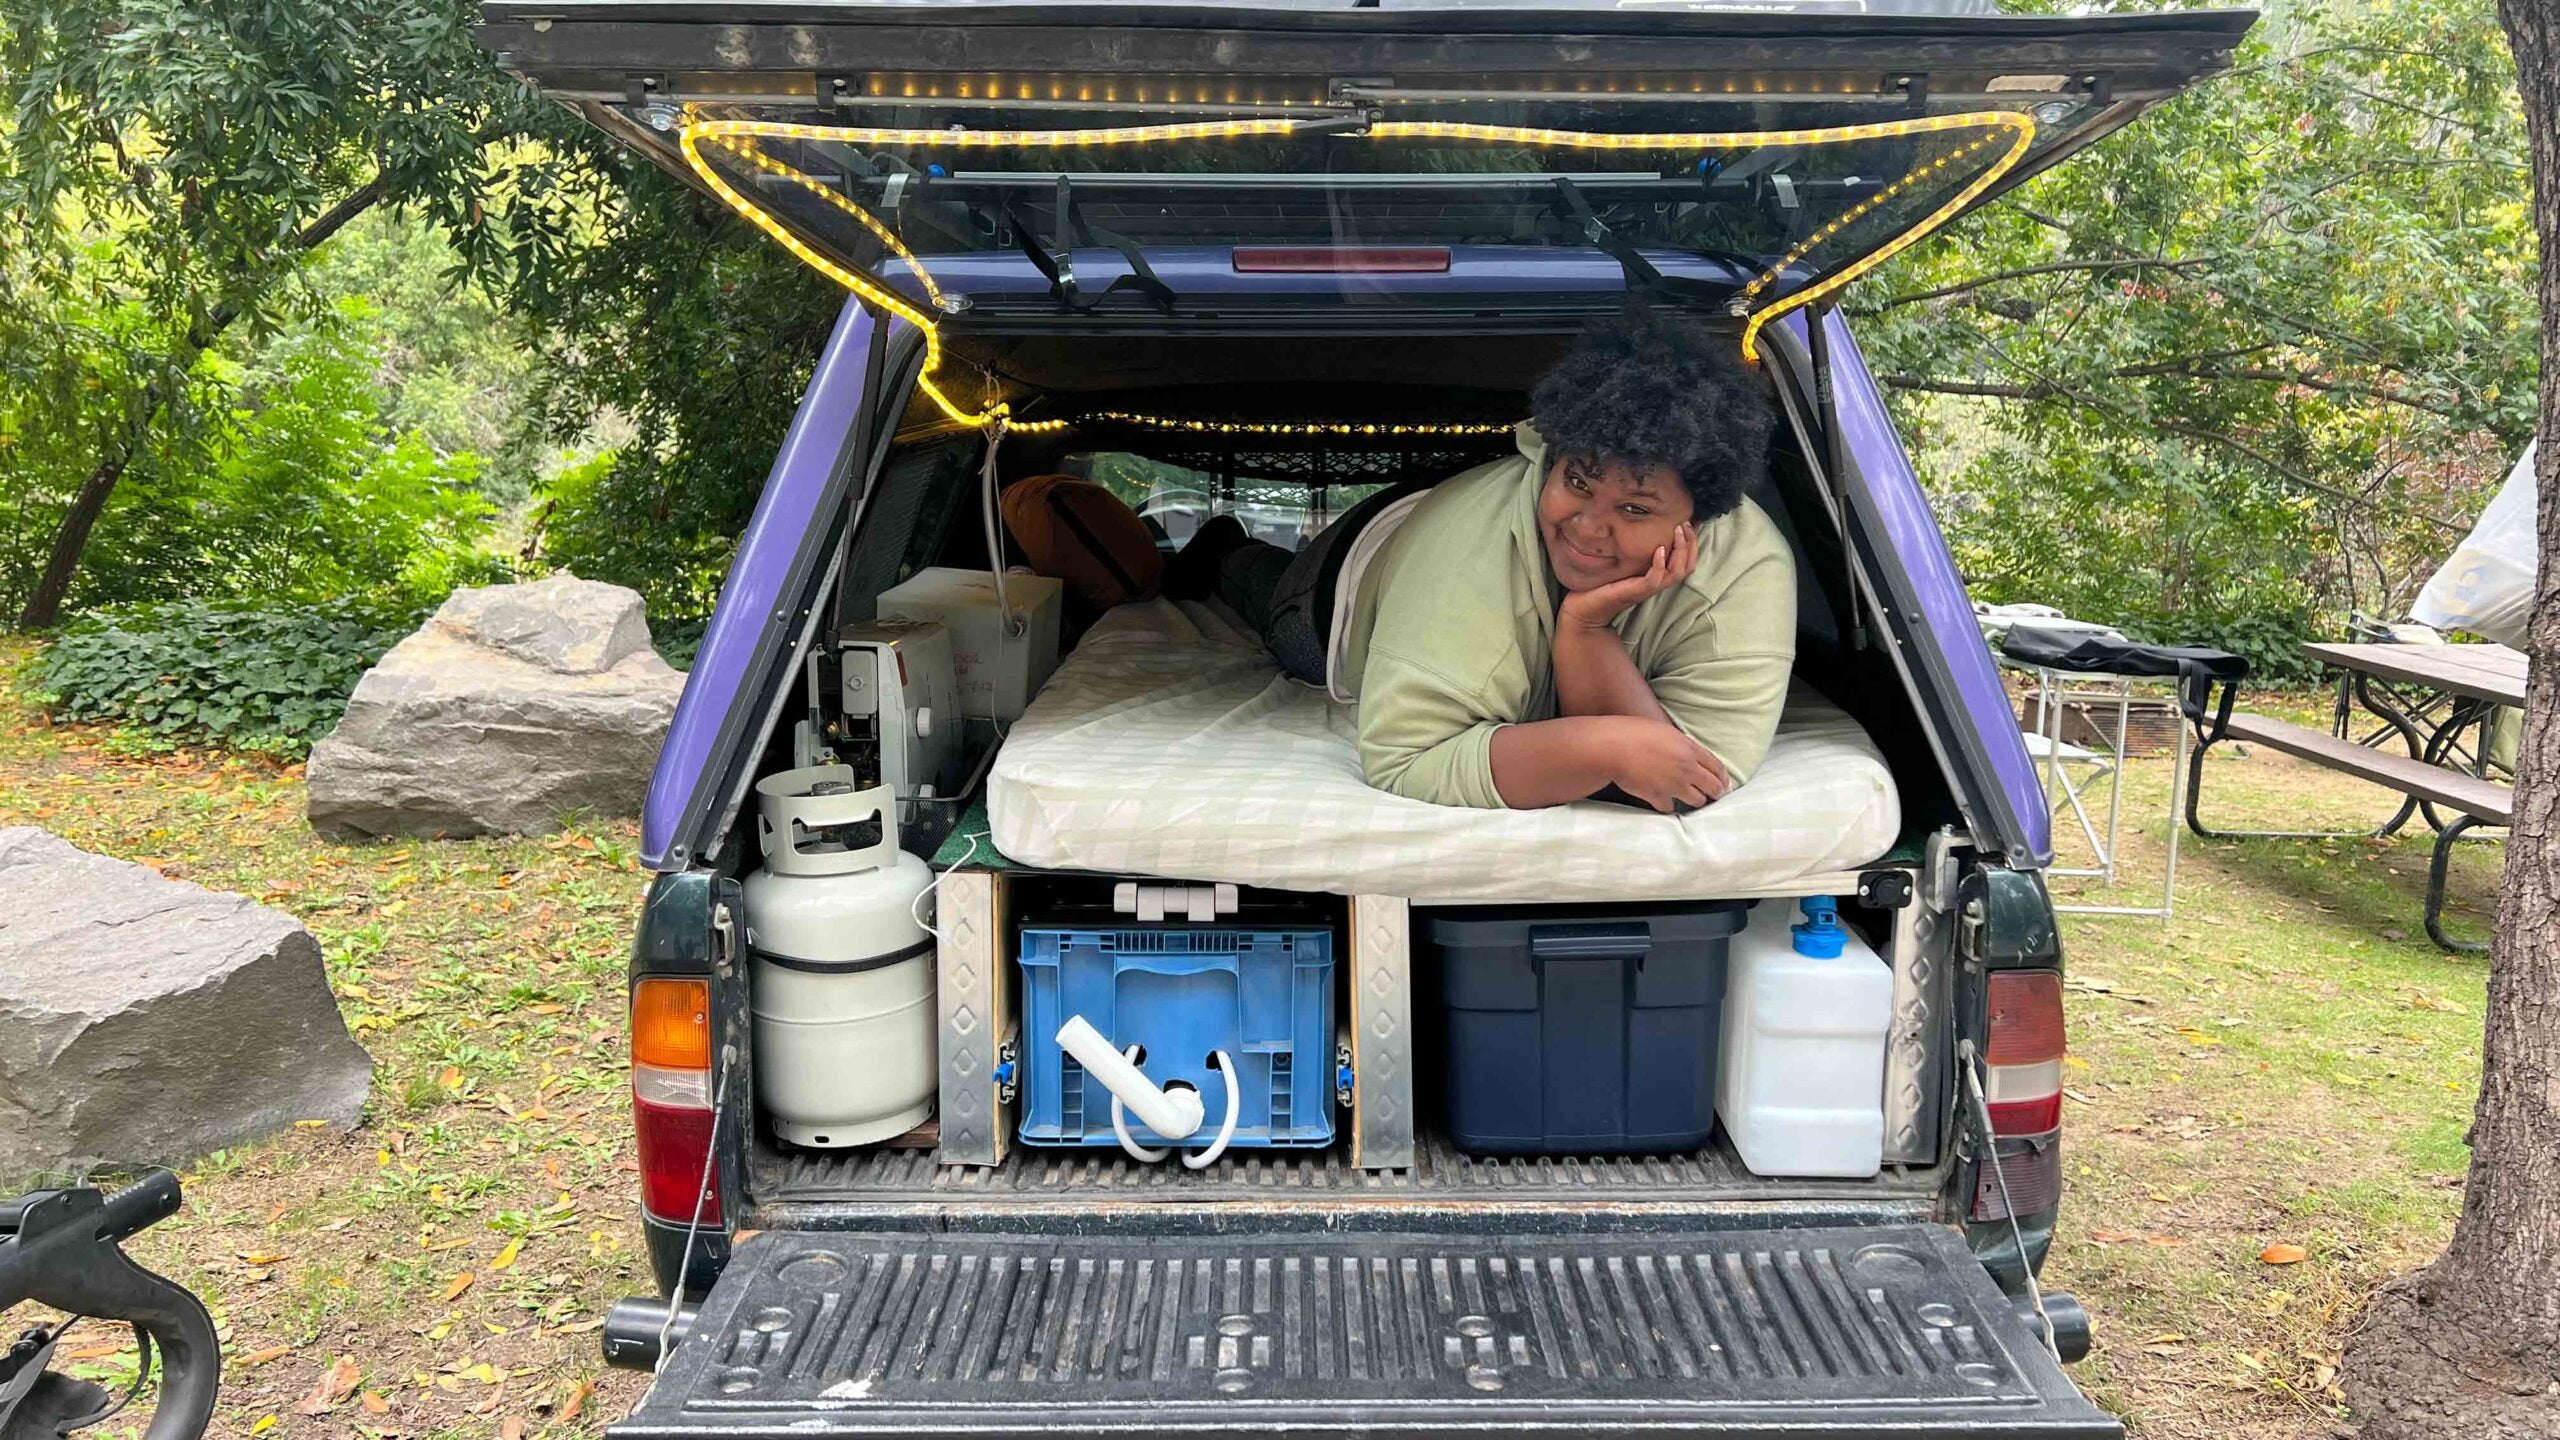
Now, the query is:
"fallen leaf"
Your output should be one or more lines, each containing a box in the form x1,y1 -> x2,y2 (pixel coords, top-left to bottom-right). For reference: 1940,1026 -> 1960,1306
265,1201 -> 290,1223
241,1251 -> 290,1266
459,1362 -> 504,1385
361,1392 -> 391,1415
2259,1242 -> 2309,1265
492,1237 -> 524,1271
442,1271 -> 476,1302
559,1379 -> 595,1423
2142,1235 -> 2189,1248
438,1066 -> 464,1089
250,1417 -> 278,1436
244,1346 -> 296,1367
2088,1230 -> 2142,1244
2172,1027 -> 2222,1046
61,1341 -> 126,1361
296,1355 -> 364,1415
423,1236 -> 473,1253
2145,1332 -> 2189,1345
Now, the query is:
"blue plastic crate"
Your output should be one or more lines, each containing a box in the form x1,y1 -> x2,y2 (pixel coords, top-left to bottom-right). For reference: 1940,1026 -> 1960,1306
1017,926 -> 1335,1149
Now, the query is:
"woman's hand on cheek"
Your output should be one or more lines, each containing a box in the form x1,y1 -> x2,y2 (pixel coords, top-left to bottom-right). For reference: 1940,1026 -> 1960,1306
1559,521 -> 1699,630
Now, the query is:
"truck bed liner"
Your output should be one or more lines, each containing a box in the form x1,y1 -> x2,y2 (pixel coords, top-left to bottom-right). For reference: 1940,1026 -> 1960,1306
753,1134 -> 1943,1211
612,1223 -> 2120,1438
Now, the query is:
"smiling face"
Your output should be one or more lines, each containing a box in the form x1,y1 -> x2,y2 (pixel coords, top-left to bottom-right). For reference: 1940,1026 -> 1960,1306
1536,453 -> 1697,592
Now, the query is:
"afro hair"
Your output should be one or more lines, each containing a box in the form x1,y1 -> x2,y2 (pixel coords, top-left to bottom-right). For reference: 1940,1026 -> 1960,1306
1527,303 -> 1776,523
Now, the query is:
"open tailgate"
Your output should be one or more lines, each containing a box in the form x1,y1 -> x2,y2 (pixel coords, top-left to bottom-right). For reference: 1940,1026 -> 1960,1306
480,2 -> 2255,346
612,1222 -> 2122,1438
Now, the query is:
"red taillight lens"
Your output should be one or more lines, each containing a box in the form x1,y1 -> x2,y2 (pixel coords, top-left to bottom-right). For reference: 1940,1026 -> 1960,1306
1232,246 -> 1452,273
1972,970 -> 2065,1222
1987,972 -> 2066,1065
632,976 -> 721,1225
634,1094 -> 723,1225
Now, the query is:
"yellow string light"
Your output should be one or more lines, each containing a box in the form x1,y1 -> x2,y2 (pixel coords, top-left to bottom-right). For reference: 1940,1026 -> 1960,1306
678,109 -> 2037,410
1078,411 -> 1512,437
1364,114 -> 2038,360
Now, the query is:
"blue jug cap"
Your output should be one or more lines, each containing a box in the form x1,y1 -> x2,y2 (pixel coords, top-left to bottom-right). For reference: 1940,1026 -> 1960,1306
1792,896 -> 1847,959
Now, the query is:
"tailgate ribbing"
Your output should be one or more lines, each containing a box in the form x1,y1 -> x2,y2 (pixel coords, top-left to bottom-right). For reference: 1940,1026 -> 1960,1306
616,1225 -> 2119,1438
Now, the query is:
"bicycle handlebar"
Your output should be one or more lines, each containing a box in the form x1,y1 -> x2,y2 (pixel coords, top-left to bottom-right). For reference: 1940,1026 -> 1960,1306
0,1172 -> 220,1440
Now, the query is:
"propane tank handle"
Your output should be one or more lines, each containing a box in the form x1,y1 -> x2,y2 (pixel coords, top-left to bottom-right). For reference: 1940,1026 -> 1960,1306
755,767 -> 900,877
1056,1015 -> 1204,1140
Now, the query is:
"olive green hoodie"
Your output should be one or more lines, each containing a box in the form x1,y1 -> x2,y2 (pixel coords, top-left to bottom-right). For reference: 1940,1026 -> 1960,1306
1344,423 -> 1797,809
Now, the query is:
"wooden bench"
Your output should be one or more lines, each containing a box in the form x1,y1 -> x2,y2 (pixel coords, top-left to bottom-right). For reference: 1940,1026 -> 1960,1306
2192,712 -> 2510,952
2222,714 -> 2513,824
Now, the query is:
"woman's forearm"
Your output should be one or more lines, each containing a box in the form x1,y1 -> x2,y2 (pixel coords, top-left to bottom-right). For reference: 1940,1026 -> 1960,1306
1552,619 -> 1672,724
1487,715 -> 1631,808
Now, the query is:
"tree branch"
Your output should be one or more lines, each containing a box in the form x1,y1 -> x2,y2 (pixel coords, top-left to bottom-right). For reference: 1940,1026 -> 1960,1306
1857,257 -> 2220,314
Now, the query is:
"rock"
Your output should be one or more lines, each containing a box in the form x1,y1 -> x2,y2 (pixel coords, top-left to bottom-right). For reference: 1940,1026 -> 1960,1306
305,574 -> 685,839
0,828 -> 372,1179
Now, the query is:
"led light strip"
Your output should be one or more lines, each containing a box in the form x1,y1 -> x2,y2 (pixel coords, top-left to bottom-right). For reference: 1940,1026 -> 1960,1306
1362,115 -> 2037,361
678,109 -> 2035,422
1078,411 -> 1514,438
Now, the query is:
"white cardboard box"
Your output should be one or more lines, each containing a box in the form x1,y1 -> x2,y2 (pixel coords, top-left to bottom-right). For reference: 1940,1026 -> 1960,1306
879,567 -> 1063,722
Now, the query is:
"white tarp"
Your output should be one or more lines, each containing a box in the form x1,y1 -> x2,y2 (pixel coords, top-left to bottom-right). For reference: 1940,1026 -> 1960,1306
2414,442 -> 2538,648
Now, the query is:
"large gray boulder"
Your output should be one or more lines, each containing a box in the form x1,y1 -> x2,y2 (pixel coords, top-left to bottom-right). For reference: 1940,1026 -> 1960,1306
0,828 -> 372,1180
306,573 -> 685,839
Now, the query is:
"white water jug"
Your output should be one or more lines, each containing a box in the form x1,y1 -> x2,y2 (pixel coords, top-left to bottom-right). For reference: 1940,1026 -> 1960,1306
1718,897 -> 1893,1178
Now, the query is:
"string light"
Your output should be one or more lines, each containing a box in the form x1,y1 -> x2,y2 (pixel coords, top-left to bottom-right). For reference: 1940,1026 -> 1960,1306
1078,411 -> 1513,437
1363,114 -> 2039,361
678,109 -> 2038,408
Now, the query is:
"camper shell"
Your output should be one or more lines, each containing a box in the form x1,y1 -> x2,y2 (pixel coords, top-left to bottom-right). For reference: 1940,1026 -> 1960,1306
479,3 -> 2256,1435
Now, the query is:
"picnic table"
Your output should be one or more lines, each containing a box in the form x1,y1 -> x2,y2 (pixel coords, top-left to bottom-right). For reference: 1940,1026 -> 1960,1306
2188,640 -> 2524,952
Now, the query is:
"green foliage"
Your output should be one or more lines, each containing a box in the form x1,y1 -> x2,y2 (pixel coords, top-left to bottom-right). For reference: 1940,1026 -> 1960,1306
512,165 -> 840,626
299,211 -> 546,507
26,599 -> 423,753
1861,0 -> 2535,670
0,295 -> 505,618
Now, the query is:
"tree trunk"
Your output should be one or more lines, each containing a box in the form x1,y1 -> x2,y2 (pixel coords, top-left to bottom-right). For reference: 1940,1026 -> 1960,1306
13,174 -> 393,631
2339,2 -> 2560,1433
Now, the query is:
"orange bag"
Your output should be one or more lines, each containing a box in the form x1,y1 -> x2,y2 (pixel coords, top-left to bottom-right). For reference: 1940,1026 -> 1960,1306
999,474 -> 1165,610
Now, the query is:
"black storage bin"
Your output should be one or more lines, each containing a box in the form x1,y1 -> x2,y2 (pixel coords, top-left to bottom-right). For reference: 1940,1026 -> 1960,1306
1423,901 -> 1749,1156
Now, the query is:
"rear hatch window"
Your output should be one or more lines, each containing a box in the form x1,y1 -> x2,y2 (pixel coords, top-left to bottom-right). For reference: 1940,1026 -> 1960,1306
483,2 -> 2254,362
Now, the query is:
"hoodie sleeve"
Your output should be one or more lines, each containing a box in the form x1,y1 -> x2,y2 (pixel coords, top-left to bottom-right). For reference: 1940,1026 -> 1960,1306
1355,641 -> 1515,809
1648,519 -> 1798,786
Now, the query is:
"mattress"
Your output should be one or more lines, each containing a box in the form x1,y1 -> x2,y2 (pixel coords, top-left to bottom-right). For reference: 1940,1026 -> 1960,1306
986,600 -> 1903,903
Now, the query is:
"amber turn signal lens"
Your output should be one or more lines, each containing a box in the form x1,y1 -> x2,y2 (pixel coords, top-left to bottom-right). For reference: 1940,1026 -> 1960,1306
632,977 -> 711,1071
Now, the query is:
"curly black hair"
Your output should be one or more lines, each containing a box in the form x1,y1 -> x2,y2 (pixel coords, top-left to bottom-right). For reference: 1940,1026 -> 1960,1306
1527,304 -> 1776,522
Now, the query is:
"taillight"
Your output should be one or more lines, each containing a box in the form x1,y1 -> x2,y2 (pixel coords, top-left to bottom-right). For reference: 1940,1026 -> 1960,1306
632,977 -> 723,1225
1971,970 -> 2064,1222
1232,246 -> 1452,273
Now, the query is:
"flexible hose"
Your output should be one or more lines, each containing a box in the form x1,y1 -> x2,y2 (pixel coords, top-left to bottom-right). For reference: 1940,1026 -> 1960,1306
1110,1045 -> 1170,1163
1181,1052 -> 1241,1170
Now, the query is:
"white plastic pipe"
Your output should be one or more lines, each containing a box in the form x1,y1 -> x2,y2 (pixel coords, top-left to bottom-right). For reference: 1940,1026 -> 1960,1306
1109,1045 -> 1170,1163
1057,1015 -> 1204,1140
1179,1051 -> 1241,1170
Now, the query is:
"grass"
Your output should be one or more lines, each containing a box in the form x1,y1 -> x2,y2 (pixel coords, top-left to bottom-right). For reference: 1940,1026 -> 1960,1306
2032,705 -> 2497,1438
0,647 -> 2500,1439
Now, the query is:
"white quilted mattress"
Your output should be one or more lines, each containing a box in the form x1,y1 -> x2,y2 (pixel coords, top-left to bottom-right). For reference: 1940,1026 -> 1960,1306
986,600 -> 1903,903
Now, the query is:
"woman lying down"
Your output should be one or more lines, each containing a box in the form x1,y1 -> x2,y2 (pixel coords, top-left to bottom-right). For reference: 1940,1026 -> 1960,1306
1030,304 -> 1795,814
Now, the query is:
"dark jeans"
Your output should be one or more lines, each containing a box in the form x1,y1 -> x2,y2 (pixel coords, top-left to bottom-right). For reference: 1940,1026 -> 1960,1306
1191,483 -> 1427,686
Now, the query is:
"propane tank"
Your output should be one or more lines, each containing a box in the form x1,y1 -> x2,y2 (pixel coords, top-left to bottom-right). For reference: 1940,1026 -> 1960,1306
742,765 -> 936,1148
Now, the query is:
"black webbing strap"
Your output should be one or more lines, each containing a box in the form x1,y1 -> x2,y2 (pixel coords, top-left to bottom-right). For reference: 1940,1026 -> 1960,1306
1002,190 -> 1175,315
1550,177 -> 1742,309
